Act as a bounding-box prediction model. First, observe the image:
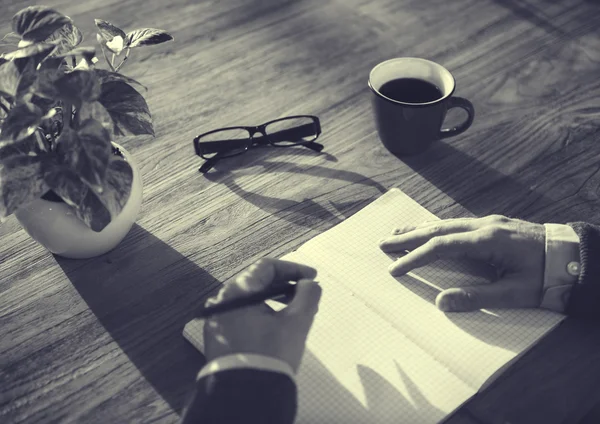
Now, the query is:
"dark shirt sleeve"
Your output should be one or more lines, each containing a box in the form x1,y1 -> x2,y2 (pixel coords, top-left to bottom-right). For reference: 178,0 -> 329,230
565,222 -> 600,320
180,368 -> 297,424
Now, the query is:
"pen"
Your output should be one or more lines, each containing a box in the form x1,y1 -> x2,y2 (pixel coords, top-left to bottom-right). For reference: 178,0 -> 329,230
196,281 -> 300,318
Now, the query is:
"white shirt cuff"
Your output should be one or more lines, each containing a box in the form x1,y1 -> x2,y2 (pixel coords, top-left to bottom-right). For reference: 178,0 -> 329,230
541,223 -> 581,312
196,353 -> 296,382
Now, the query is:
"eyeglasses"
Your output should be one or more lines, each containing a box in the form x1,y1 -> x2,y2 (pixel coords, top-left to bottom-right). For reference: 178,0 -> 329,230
193,115 -> 323,173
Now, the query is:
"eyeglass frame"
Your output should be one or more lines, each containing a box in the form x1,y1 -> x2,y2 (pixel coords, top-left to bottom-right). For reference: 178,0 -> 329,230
193,115 -> 323,173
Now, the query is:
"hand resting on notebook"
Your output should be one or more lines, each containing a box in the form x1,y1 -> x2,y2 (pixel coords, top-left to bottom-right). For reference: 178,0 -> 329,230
379,214 -> 548,312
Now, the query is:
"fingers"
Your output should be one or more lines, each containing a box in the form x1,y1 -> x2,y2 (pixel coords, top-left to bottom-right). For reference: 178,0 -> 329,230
380,218 -> 479,253
387,231 -> 493,276
284,278 -> 322,317
436,275 -> 542,312
216,258 -> 318,302
253,258 -> 318,288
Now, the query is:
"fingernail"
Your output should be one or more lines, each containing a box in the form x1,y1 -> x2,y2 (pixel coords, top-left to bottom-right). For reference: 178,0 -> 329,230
388,262 -> 399,275
438,289 -> 471,312
393,225 -> 415,235
438,297 -> 456,312
378,238 -> 387,245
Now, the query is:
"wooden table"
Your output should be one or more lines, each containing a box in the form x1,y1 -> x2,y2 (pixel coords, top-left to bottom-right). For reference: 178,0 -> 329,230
2,0 -> 600,422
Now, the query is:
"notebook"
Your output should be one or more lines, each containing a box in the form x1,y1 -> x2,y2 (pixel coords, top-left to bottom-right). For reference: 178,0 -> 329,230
183,188 -> 566,423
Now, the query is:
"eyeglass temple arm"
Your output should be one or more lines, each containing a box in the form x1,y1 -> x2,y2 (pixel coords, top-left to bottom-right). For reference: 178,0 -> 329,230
305,141 -> 324,152
199,151 -> 226,173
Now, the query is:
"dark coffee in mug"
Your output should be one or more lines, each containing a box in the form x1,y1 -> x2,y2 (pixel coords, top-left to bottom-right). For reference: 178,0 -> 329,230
368,58 -> 475,156
379,78 -> 443,104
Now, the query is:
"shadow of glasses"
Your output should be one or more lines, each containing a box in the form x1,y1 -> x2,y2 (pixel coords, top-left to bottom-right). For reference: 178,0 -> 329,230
201,147 -> 387,231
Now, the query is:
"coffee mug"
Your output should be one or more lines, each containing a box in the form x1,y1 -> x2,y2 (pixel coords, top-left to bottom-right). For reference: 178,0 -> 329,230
368,57 -> 474,156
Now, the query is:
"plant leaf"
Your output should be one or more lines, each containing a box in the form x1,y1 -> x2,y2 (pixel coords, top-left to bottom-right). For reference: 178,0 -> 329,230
15,58 -> 44,102
55,121 -> 111,190
98,81 -> 154,136
12,6 -> 71,43
44,22 -> 83,56
72,57 -> 90,71
1,42 -> 57,62
94,19 -> 126,42
1,32 -> 22,45
37,55 -> 65,72
77,119 -> 112,171
94,156 -> 133,221
126,28 -> 173,48
95,33 -> 107,49
14,57 -> 37,98
95,69 -> 146,90
54,46 -> 96,62
36,106 -> 62,143
0,153 -> 50,217
42,156 -> 132,232
42,162 -> 111,232
0,61 -> 20,98
12,44 -> 58,80
0,97 -> 9,119
31,67 -> 63,99
105,36 -> 125,55
0,130 -> 45,161
55,69 -> 102,104
0,101 -> 44,141
110,113 -> 154,136
76,100 -> 113,132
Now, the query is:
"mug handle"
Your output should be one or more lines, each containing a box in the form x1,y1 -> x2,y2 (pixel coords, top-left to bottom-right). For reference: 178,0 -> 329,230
440,97 -> 475,139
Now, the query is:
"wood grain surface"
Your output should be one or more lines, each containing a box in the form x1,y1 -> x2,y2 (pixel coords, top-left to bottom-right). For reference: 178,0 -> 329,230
2,0 -> 600,423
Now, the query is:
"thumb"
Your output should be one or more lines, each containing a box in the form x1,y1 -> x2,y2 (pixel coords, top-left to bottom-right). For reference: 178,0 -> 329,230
285,279 -> 322,316
436,276 -> 540,312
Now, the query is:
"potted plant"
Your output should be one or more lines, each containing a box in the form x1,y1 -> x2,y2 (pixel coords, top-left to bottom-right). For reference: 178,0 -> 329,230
0,5 -> 172,258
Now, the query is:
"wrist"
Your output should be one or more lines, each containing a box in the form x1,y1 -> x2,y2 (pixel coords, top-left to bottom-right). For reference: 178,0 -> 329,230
197,353 -> 296,382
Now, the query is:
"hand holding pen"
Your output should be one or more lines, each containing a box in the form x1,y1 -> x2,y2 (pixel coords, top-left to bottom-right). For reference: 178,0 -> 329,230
200,258 -> 322,374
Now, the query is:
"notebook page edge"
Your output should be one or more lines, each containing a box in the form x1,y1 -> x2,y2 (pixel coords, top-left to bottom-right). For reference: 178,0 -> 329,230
477,315 -> 567,392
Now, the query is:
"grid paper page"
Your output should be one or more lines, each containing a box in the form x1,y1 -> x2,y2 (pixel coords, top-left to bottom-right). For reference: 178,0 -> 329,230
184,250 -> 476,424
292,188 -> 566,390
183,187 -> 566,422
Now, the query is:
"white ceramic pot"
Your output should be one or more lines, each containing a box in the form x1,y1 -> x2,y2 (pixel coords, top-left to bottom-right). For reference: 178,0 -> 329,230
14,143 -> 143,259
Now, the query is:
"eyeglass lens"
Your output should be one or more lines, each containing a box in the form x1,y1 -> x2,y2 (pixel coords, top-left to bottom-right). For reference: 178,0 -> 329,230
196,116 -> 319,159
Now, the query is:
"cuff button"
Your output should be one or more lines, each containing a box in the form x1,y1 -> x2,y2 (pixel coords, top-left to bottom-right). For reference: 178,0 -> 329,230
567,261 -> 581,277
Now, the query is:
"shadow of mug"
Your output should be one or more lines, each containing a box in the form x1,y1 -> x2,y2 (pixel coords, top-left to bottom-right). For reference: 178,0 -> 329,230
368,57 -> 475,156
